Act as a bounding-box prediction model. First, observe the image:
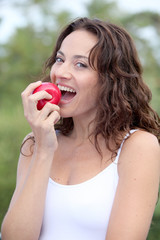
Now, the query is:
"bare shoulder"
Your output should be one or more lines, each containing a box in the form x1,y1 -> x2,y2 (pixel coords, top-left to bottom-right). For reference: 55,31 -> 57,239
126,130 -> 159,148
118,130 -> 160,178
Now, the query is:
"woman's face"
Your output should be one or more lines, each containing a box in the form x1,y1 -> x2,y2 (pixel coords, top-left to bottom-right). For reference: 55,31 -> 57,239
50,30 -> 99,119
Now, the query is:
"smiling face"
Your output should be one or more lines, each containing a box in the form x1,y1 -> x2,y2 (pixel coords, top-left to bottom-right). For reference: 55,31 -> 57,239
50,30 -> 99,120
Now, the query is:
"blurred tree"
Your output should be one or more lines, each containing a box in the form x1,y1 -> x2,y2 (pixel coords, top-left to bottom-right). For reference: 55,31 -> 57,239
0,26 -> 52,107
121,11 -> 160,113
86,0 -> 119,21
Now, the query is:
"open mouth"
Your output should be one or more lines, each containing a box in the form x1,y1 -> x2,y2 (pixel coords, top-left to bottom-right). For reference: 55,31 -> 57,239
57,84 -> 76,101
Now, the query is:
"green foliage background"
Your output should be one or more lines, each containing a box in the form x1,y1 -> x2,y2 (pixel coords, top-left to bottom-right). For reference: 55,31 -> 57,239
0,0 -> 160,239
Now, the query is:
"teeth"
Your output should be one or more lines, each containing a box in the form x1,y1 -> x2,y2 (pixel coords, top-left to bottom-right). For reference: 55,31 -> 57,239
57,84 -> 76,93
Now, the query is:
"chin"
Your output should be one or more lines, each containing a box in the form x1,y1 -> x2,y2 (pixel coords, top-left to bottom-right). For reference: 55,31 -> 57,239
60,110 -> 72,119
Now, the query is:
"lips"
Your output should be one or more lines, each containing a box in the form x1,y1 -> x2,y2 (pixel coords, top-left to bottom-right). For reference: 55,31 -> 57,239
57,84 -> 76,102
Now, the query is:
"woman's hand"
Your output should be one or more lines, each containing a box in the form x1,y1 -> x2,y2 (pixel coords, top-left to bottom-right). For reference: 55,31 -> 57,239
21,81 -> 60,152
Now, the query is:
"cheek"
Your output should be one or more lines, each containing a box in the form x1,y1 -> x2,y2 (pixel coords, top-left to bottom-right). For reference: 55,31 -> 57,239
90,85 -> 99,105
82,76 -> 98,98
84,85 -> 98,106
50,67 -> 56,83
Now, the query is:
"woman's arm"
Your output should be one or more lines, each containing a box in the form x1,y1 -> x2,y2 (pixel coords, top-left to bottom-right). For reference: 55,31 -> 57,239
1,135 -> 53,240
106,130 -> 160,240
1,82 -> 60,240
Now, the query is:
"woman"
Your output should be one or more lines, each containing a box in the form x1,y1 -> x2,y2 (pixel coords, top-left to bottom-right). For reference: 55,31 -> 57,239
1,17 -> 160,240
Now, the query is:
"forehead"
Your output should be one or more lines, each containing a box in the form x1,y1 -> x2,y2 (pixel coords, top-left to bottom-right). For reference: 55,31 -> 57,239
59,30 -> 98,56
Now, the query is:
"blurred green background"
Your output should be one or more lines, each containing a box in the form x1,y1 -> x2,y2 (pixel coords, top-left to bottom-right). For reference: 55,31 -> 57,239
0,0 -> 160,239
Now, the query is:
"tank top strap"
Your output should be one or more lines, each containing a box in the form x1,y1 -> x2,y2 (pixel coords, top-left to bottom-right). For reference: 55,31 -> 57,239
55,129 -> 61,136
114,129 -> 138,164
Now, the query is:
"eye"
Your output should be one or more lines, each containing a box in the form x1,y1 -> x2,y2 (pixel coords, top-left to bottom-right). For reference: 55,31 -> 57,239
55,56 -> 64,63
76,62 -> 87,68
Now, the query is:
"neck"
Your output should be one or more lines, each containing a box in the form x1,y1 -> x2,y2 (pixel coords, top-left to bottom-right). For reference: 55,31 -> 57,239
70,114 -> 95,142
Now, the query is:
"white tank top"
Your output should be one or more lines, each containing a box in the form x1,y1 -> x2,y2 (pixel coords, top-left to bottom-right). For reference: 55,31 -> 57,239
39,130 -> 137,240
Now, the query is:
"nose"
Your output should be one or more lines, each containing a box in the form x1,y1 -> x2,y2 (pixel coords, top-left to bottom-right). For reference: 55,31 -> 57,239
54,63 -> 72,80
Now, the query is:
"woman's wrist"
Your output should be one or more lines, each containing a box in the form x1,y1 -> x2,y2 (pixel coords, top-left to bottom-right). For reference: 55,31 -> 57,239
33,144 -> 55,162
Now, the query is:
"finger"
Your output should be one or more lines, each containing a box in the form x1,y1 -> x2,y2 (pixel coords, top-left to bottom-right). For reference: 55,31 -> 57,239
31,90 -> 52,102
39,102 -> 60,120
25,91 -> 52,112
21,81 -> 42,98
21,81 -> 42,109
46,110 -> 60,125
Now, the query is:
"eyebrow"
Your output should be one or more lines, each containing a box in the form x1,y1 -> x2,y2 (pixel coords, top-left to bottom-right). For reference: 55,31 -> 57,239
57,50 -> 88,61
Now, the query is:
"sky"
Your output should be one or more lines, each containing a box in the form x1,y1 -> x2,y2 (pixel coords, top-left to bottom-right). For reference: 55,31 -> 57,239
0,0 -> 160,44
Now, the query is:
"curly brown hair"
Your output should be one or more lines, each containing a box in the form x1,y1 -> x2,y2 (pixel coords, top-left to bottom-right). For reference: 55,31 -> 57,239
22,17 -> 160,156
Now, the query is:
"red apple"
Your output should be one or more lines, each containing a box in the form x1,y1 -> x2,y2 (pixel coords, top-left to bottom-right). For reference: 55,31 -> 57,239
33,82 -> 61,110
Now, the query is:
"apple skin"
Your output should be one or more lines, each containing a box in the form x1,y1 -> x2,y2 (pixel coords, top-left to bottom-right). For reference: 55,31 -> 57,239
33,82 -> 61,110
